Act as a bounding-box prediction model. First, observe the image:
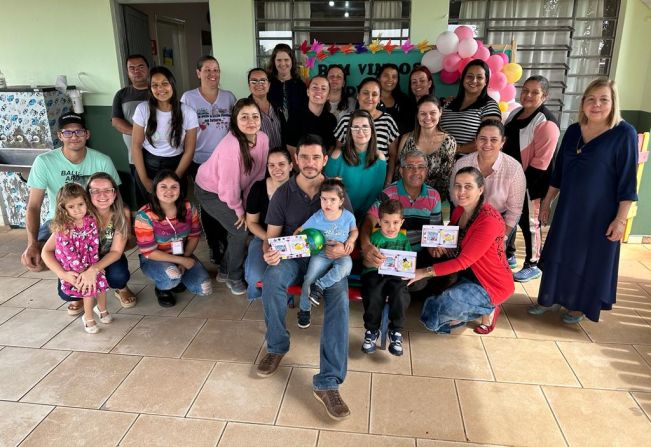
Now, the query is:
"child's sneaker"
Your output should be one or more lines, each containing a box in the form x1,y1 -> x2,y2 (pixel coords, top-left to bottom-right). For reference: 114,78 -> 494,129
361,330 -> 379,354
309,284 -> 324,307
388,330 -> 403,356
297,310 -> 311,328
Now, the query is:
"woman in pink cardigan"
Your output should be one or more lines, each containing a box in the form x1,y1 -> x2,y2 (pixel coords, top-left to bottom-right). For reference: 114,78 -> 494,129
195,98 -> 269,295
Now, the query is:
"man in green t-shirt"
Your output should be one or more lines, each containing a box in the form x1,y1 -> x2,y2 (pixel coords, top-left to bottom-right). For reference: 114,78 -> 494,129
21,112 -> 121,271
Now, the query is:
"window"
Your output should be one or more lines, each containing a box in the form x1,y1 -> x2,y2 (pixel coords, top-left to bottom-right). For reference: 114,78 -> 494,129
254,1 -> 411,68
449,0 -> 620,129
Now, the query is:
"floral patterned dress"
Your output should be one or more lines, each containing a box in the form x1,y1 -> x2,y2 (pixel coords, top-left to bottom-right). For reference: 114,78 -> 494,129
54,214 -> 108,298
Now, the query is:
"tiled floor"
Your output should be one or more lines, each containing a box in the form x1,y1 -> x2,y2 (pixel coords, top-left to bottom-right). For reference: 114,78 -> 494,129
0,228 -> 650,447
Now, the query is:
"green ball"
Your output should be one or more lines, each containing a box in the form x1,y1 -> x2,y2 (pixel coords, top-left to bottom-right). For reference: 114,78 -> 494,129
299,228 -> 325,255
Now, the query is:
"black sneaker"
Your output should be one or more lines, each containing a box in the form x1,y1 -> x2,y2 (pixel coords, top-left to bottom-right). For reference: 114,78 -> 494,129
297,310 -> 311,329
361,329 -> 379,354
308,284 -> 324,307
171,283 -> 186,293
155,288 -> 176,307
388,330 -> 403,356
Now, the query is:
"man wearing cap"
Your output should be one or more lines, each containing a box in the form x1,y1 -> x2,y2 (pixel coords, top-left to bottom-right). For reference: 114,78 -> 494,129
111,53 -> 149,207
21,112 -> 121,272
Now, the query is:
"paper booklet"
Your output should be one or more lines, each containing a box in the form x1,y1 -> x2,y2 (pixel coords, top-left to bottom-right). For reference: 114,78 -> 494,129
268,235 -> 311,259
420,225 -> 460,248
378,249 -> 417,279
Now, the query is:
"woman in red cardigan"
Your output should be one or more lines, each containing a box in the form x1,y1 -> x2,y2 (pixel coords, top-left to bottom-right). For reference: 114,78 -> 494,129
410,166 -> 514,334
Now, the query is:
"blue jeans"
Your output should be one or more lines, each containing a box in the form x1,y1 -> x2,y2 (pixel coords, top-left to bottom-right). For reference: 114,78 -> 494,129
420,277 -> 494,334
139,254 -> 212,296
261,256 -> 349,390
299,252 -> 352,311
37,220 -> 52,242
244,237 -> 267,300
56,253 -> 131,301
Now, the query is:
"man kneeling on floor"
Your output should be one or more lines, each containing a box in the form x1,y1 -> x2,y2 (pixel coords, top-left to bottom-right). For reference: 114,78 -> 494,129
258,134 -> 353,420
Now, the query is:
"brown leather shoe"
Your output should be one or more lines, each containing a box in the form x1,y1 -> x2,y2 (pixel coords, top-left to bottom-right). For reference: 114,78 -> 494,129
256,352 -> 285,377
313,389 -> 351,420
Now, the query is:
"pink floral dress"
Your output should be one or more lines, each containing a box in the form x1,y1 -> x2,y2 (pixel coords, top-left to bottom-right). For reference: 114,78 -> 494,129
54,214 -> 108,298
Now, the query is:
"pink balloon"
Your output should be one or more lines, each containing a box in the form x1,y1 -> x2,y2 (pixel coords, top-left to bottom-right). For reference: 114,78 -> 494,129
457,38 -> 478,59
498,52 -> 509,64
476,40 -> 484,48
454,25 -> 474,41
473,46 -> 490,61
487,54 -> 504,73
501,84 -> 517,102
457,57 -> 472,74
488,72 -> 507,91
443,53 -> 461,73
440,69 -> 460,84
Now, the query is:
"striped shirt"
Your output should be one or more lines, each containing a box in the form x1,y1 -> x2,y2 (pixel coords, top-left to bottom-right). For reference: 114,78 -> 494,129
367,180 -> 442,250
333,112 -> 399,156
135,200 -> 201,256
439,99 -> 501,145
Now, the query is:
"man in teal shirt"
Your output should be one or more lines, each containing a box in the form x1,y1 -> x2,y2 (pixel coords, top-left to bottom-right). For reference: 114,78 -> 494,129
21,112 -> 121,271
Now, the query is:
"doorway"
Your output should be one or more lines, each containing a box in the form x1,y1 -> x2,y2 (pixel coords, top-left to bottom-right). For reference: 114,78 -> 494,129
155,16 -> 189,92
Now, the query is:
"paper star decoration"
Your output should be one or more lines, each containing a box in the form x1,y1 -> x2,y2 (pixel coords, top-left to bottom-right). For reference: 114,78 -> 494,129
310,39 -> 324,54
368,39 -> 382,54
354,43 -> 368,53
383,40 -> 398,54
327,44 -> 340,55
304,56 -> 316,69
341,44 -> 355,54
415,40 -> 432,53
299,40 -> 309,54
316,50 -> 329,61
401,39 -> 415,53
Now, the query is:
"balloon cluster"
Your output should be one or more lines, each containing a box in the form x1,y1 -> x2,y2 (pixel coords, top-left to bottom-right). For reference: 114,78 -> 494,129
421,26 -> 523,113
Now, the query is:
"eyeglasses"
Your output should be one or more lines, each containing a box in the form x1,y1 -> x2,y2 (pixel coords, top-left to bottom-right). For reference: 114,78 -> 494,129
403,164 -> 427,171
89,188 -> 115,196
249,79 -> 268,85
350,125 -> 371,132
60,129 -> 87,138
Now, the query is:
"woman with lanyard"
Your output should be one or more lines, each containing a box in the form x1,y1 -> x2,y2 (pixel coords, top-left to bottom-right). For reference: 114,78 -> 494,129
134,170 -> 212,307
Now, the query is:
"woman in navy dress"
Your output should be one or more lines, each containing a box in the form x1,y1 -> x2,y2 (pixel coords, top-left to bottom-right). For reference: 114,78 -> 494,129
530,79 -> 638,323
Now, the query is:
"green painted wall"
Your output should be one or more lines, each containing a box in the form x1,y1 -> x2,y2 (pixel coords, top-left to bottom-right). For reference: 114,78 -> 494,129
411,0 -> 450,42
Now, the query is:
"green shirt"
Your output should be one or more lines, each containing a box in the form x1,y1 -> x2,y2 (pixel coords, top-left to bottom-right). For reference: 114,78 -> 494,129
363,229 -> 412,274
27,147 -> 121,219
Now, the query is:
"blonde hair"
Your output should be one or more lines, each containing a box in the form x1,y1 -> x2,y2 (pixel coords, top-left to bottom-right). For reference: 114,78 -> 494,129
578,78 -> 621,128
86,172 -> 128,237
50,183 -> 96,233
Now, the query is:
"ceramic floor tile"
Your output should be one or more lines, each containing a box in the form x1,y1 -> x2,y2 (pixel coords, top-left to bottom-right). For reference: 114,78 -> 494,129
118,284 -> 194,316
348,299 -> 365,328
544,386 -> 651,446
410,333 -> 493,381
242,299 -> 264,321
0,308 -> 75,347
0,276 -> 39,304
183,319 -> 266,363
43,313 -> 142,353
482,338 -> 580,386
20,407 -> 136,447
0,306 -> 22,324
417,441 -> 503,447
502,303 -> 591,342
0,347 -> 69,400
347,326 -> 412,375
103,356 -> 213,416
179,288 -> 252,320
519,276 -> 542,300
618,260 -> 651,281
579,307 -> 651,345
1,279 -> 61,309
276,368 -> 370,433
631,392 -> 651,419
370,373 -> 464,441
217,422 -> 318,447
21,352 -> 140,408
634,344 -> 651,367
111,315 -> 205,358
317,431 -> 416,447
0,401 -> 53,447
188,361 -> 290,423
0,253 -> 28,277
457,380 -> 565,447
509,282 -> 534,305
556,341 -> 651,391
121,414 -> 225,447
259,325 -> 322,368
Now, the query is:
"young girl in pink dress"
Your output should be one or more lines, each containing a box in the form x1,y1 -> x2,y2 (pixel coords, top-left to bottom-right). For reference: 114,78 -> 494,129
41,183 -> 111,334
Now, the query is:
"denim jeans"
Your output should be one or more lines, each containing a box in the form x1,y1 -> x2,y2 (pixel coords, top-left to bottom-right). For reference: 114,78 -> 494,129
299,252 -> 352,311
244,237 -> 267,300
261,256 -> 349,390
420,277 -> 494,334
37,220 -> 52,242
57,253 -> 131,301
139,254 -> 212,295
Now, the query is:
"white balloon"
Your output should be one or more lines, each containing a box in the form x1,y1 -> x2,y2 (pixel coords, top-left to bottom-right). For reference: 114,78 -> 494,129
487,89 -> 500,103
457,38 -> 478,59
421,50 -> 445,74
436,31 -> 459,56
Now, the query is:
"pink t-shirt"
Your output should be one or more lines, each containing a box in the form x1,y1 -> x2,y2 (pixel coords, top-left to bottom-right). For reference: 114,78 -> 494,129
195,131 -> 269,216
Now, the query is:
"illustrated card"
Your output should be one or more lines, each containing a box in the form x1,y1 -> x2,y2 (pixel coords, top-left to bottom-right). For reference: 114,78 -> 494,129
420,225 -> 459,248
268,235 -> 311,259
378,249 -> 417,279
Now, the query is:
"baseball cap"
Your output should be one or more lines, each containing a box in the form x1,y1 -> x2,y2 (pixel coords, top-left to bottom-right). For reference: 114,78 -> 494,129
58,112 -> 85,128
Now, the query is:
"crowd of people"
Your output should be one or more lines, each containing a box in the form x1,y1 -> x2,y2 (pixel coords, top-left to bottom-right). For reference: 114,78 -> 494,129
19,46 -> 639,421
